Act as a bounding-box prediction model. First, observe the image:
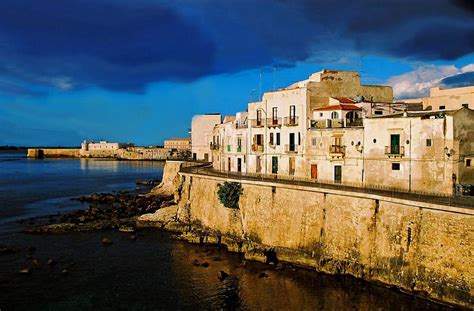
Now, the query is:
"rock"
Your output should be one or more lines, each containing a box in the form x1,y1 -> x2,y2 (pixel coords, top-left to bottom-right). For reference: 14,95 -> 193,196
19,267 -> 32,274
119,225 -> 135,233
101,237 -> 113,246
218,271 -> 229,281
201,262 -> 209,268
62,269 -> 69,275
47,258 -> 57,266
32,259 -> 41,267
259,272 -> 269,278
130,235 -> 137,241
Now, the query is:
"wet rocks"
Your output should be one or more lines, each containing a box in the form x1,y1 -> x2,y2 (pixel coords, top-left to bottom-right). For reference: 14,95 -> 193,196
0,246 -> 20,255
218,271 -> 229,281
47,258 -> 57,266
19,267 -> 32,274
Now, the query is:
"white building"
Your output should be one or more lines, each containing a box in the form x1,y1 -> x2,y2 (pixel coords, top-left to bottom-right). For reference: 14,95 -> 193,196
191,114 -> 222,161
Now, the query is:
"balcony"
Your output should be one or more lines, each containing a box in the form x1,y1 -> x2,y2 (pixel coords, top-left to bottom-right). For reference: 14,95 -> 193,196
329,145 -> 346,159
385,145 -> 405,158
284,116 -> 299,126
266,117 -> 282,127
310,118 -> 363,129
209,143 -> 220,150
251,119 -> 265,128
235,122 -> 248,129
284,144 -> 300,153
251,144 -> 264,153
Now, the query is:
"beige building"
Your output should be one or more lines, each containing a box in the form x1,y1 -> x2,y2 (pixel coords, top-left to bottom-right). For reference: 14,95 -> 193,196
404,85 -> 474,111
197,69 -> 474,195
191,114 -> 222,161
81,140 -> 129,151
164,138 -> 191,150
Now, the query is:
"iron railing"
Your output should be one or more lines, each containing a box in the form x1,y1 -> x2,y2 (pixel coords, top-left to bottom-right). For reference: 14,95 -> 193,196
284,116 -> 299,126
267,117 -> 282,127
385,145 -> 405,156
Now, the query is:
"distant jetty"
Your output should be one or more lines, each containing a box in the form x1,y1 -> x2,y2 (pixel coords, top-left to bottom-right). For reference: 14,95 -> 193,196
27,140 -> 190,161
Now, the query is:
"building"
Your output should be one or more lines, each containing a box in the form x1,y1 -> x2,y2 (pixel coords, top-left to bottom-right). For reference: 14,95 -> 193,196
81,140 -> 130,151
164,138 -> 191,150
191,113 -> 222,161
404,85 -> 474,111
197,69 -> 474,195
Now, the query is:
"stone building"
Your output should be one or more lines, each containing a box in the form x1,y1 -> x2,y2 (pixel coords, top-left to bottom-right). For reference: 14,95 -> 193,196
403,85 -> 474,111
191,114 -> 222,161
81,140 -> 130,151
164,138 -> 191,150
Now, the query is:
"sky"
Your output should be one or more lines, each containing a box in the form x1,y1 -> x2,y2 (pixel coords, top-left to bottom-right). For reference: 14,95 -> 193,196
0,0 -> 473,146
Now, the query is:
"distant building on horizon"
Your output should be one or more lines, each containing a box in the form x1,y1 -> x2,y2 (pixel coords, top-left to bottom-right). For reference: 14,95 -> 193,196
403,85 -> 474,111
164,138 -> 191,151
81,140 -> 132,151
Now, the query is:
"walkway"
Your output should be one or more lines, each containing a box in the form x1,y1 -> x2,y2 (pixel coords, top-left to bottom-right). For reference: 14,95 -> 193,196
180,166 -> 474,209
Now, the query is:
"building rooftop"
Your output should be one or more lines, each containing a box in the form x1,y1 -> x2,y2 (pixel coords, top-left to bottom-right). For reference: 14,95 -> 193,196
367,107 -> 471,119
314,104 -> 361,111
165,138 -> 191,141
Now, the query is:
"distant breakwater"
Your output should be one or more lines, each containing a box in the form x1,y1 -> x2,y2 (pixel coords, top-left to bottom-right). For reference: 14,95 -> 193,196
27,148 -> 184,161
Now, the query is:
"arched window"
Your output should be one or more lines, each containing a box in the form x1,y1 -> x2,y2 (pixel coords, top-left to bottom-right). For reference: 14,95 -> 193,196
331,111 -> 339,119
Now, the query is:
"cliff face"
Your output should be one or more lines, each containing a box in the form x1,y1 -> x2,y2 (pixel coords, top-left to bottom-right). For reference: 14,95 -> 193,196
176,172 -> 473,308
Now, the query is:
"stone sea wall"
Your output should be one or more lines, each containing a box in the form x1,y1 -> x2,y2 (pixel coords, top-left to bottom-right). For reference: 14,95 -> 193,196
27,148 -> 175,160
175,172 -> 473,308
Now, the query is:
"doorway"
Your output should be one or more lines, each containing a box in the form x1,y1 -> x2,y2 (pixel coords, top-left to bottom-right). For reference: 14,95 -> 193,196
289,133 -> 295,152
289,157 -> 295,175
311,164 -> 318,179
334,165 -> 342,183
272,156 -> 278,174
237,158 -> 242,173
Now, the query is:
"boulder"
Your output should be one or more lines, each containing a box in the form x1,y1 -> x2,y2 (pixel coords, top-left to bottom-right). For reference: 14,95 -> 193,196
101,237 -> 113,246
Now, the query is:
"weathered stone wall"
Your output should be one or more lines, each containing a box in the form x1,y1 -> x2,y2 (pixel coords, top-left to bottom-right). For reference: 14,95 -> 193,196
27,147 -> 176,160
177,172 -> 474,308
27,148 -> 80,158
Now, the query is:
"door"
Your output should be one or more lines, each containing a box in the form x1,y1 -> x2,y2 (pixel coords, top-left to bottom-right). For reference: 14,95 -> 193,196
390,134 -> 400,154
334,165 -> 342,183
256,156 -> 261,173
272,156 -> 278,174
311,164 -> 318,180
228,157 -> 231,171
289,133 -> 295,151
237,158 -> 242,172
289,157 -> 295,175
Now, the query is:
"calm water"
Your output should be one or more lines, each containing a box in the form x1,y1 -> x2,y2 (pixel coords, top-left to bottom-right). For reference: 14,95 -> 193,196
0,152 -> 451,310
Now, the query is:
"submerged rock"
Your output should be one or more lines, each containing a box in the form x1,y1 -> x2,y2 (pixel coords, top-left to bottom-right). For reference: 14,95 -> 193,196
101,237 -> 113,246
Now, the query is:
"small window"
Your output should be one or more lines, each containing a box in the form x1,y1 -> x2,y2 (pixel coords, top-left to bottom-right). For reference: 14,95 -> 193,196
426,139 -> 432,147
269,133 -> 274,145
462,103 -> 469,108
373,139 -> 377,143
374,110 -> 383,115
392,163 -> 400,170
311,138 -> 317,146
439,105 -> 445,110
319,112 -> 323,117
467,159 -> 471,167
276,133 -> 280,146
331,111 -> 339,119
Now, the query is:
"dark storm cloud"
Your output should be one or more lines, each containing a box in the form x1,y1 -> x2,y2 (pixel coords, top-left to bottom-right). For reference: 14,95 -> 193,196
0,0 -> 472,93
441,71 -> 474,87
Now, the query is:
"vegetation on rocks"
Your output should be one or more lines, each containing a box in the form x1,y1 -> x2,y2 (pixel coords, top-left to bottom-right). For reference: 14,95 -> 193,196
217,182 -> 242,209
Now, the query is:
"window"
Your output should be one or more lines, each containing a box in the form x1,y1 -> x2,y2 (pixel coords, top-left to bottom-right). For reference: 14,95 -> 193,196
390,134 -> 400,154
331,111 -> 339,119
439,105 -> 445,110
256,134 -> 263,145
467,159 -> 471,167
269,133 -> 274,145
311,138 -> 317,146
276,133 -> 280,145
298,132 -> 301,145
272,107 -> 278,120
462,103 -> 469,108
237,137 -> 242,147
374,110 -> 383,115
256,109 -> 262,125
319,112 -> 323,117
426,139 -> 432,147
290,105 -> 296,118
392,163 -> 400,170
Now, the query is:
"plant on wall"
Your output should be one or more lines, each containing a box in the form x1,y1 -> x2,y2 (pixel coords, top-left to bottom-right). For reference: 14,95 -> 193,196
217,182 -> 243,209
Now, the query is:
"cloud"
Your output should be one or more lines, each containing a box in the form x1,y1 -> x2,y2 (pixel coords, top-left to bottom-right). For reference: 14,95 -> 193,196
387,64 -> 474,98
0,0 -> 472,93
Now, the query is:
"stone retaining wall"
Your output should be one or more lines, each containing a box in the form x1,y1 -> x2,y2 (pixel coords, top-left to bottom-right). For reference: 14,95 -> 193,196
176,172 -> 474,308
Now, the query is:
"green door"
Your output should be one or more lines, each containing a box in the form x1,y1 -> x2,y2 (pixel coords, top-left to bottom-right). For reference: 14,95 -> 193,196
334,165 -> 342,183
390,134 -> 400,154
272,156 -> 278,174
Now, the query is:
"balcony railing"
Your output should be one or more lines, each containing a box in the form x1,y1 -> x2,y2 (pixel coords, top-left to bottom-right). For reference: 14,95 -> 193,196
311,118 -> 363,129
235,122 -> 248,129
250,119 -> 265,128
251,144 -> 264,153
346,118 -> 363,127
267,117 -> 282,127
284,116 -> 299,126
329,145 -> 346,156
284,144 -> 300,153
209,143 -> 220,150
385,145 -> 405,157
